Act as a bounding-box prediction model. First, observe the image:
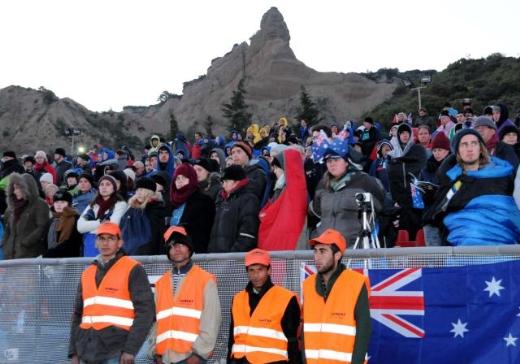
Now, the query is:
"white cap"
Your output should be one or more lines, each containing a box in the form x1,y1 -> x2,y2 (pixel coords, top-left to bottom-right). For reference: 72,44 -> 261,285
123,168 -> 136,182
39,173 -> 53,184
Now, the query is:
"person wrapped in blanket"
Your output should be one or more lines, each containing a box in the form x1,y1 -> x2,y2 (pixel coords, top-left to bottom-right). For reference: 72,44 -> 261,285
425,129 -> 520,245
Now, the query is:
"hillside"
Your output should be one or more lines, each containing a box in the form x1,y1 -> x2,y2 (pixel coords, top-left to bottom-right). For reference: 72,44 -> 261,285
365,54 -> 520,125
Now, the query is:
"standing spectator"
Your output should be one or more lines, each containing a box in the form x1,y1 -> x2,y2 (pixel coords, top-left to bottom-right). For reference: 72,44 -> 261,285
193,158 -> 221,201
43,190 -> 82,258
426,129 -> 520,245
75,154 -> 91,174
230,141 -> 267,202
434,111 -> 455,138
191,131 -> 204,159
77,175 -> 128,257
210,147 -> 226,172
2,173 -> 49,259
151,226 -> 221,364
53,147 -> 72,186
120,177 -> 167,255
208,165 -> 260,253
39,172 -> 54,193
359,117 -> 380,157
68,223 -> 155,364
72,173 -> 96,215
474,116 -> 519,169
157,144 -> 175,184
133,161 -> 145,178
369,140 -> 393,194
311,148 -> 384,245
170,163 -> 215,253
416,125 -> 432,155
63,169 -> 80,194
492,103 -> 515,134
0,151 -> 24,215
34,150 -> 57,183
303,229 -> 371,364
415,107 -> 435,130
299,119 -> 310,142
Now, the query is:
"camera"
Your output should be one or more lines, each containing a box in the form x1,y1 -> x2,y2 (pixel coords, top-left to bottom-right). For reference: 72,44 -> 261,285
355,192 -> 372,205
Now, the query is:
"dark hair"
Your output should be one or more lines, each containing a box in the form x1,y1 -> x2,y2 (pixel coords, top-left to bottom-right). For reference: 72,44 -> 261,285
311,125 -> 332,138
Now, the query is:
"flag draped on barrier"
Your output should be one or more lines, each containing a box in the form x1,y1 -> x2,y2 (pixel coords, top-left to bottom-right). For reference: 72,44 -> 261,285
301,260 -> 520,364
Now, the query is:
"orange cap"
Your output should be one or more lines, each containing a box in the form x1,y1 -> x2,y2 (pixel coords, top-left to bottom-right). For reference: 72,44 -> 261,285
245,248 -> 271,267
163,225 -> 188,243
96,222 -> 121,237
309,229 -> 347,254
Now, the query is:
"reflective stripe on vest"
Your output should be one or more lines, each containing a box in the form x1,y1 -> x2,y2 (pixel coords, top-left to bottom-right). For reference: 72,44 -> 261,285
80,256 -> 139,331
231,285 -> 296,363
155,265 -> 215,355
303,269 -> 368,364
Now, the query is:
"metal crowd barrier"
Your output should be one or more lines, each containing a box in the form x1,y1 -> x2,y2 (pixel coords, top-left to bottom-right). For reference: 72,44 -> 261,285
1,246 -> 520,363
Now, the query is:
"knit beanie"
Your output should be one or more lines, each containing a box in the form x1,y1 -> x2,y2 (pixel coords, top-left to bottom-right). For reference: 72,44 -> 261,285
135,177 -> 157,192
98,175 -> 118,191
231,141 -> 252,160
431,132 -> 451,151
221,165 -> 246,181
451,129 -> 485,154
39,173 -> 53,184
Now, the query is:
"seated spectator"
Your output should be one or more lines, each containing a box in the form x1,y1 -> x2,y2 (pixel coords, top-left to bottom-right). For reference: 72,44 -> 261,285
39,172 -> 54,194
193,158 -> 221,201
43,183 -> 59,207
0,151 -> 25,215
43,190 -> 81,258
63,169 -> 79,194
107,170 -> 129,200
208,165 -> 260,252
34,150 -> 57,183
77,175 -> 128,256
434,111 -> 455,138
258,148 -> 308,250
474,116 -> 519,169
426,129 -> 520,245
53,147 -> 72,186
369,140 -> 393,194
415,107 -> 435,130
499,125 -> 520,160
120,177 -> 167,255
210,147 -> 226,172
2,173 -> 49,259
388,123 -> 428,240
492,103 -> 515,134
169,163 -> 215,253
311,147 -> 384,245
133,160 -> 145,178
74,153 -> 91,174
72,173 -> 96,214
230,141 -> 268,204
416,125 -> 432,155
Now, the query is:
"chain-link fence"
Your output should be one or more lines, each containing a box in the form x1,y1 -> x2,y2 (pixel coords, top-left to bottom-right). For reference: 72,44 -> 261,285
1,246 -> 519,363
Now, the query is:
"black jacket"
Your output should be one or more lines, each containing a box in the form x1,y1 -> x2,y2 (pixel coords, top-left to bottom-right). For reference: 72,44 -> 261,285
68,251 -> 155,361
178,189 -> 216,253
244,164 -> 267,201
208,184 -> 260,253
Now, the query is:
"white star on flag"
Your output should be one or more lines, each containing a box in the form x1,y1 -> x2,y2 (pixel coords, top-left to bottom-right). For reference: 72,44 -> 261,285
517,306 -> 520,317
504,333 -> 518,347
450,319 -> 469,338
484,276 -> 505,297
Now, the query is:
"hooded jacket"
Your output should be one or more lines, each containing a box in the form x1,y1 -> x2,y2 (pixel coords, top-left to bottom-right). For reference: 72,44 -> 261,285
157,143 -> 175,182
495,103 -> 516,135
2,173 -> 50,259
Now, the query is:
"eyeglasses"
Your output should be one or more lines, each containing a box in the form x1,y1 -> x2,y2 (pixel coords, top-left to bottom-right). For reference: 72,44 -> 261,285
96,236 -> 119,243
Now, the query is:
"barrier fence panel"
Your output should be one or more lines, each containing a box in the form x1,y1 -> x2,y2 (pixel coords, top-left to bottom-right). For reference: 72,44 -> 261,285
1,246 -> 520,363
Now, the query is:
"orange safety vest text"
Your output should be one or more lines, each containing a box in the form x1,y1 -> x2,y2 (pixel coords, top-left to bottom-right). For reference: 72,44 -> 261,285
231,285 -> 296,363
155,265 -> 215,355
80,256 -> 139,331
303,269 -> 368,363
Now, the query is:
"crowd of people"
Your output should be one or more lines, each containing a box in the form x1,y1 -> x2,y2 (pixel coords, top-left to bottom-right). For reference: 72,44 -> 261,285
1,101 -> 520,260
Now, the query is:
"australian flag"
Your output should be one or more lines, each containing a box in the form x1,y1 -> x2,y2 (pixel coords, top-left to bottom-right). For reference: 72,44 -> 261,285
301,260 -> 520,363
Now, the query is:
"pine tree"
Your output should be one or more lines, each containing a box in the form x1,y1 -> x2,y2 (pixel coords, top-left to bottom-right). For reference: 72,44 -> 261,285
169,113 -> 179,140
221,78 -> 252,132
296,85 -> 321,126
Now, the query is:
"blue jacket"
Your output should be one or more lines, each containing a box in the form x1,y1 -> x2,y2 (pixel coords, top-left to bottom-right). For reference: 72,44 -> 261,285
72,189 -> 95,215
443,157 -> 520,245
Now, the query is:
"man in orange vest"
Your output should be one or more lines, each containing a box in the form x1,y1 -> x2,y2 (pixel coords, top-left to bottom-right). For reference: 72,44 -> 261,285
303,229 -> 371,364
69,222 -> 155,364
228,248 -> 302,363
152,226 -> 221,364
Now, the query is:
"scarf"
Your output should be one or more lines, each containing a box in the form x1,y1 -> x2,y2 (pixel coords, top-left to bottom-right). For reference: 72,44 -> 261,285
13,197 -> 28,222
55,206 -> 78,244
486,133 -> 499,154
220,177 -> 249,200
95,194 -> 117,219
171,183 -> 198,209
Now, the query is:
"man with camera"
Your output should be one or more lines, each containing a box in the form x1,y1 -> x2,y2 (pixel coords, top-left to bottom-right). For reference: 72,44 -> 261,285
311,147 -> 384,247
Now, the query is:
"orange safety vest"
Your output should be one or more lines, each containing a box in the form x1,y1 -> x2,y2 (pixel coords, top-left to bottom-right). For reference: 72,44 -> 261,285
80,256 -> 139,331
231,285 -> 296,363
155,265 -> 215,356
303,269 -> 369,364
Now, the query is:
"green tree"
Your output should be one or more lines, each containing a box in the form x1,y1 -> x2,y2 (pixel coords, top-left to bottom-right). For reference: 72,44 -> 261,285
296,85 -> 321,126
169,113 -> 179,140
221,78 -> 252,132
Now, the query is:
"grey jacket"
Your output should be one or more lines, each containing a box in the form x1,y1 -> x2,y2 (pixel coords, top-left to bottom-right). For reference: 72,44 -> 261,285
2,173 -> 50,259
312,170 -> 385,245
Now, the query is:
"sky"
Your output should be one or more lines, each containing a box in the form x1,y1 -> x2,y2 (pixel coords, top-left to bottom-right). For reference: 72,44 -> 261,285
1,0 -> 519,112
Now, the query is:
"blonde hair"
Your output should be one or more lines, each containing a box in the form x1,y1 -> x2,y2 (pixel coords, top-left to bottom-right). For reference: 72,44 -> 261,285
456,138 -> 490,167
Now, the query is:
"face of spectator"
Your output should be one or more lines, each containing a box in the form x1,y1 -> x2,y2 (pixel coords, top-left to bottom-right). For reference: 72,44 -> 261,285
432,148 -> 449,162
13,184 -> 24,200
222,179 -> 239,194
300,119 -> 307,127
150,156 -> 158,169
419,110 -> 426,117
98,179 -> 115,198
53,200 -> 69,213
134,162 -> 145,176
135,188 -> 152,203
54,153 -> 63,163
210,152 -> 220,165
458,134 -> 481,165
168,242 -> 191,266
66,176 -> 78,187
247,264 -> 271,291
193,165 -> 209,182
399,131 -> 410,144
503,132 -> 518,145
381,145 -> 392,157
96,234 -> 123,260
313,243 -> 339,275
35,155 -> 45,165
417,128 -> 430,144
24,161 -> 34,172
456,114 -> 465,124
158,149 -> 169,163
331,126 -> 339,135
440,115 -> 451,126
326,157 -> 348,178
475,126 -> 496,143
194,133 -> 202,142
40,180 -> 51,191
390,126 -> 398,137
175,174 -> 190,190
144,159 -> 153,173
492,110 -> 501,122
231,147 -> 249,167
78,177 -> 92,193
77,157 -> 87,167
363,121 -> 372,130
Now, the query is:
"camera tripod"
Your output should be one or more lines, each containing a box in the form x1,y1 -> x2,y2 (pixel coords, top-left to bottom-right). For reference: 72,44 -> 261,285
351,201 -> 380,250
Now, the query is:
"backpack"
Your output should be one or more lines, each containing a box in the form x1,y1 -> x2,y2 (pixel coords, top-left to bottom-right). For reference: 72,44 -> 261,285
120,208 -> 152,255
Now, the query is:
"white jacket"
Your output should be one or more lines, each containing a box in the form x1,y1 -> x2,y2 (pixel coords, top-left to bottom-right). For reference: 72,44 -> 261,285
77,200 -> 128,234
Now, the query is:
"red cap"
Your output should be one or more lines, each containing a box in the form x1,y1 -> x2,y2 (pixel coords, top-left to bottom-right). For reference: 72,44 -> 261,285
309,229 -> 347,254
96,222 -> 121,237
245,248 -> 271,267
